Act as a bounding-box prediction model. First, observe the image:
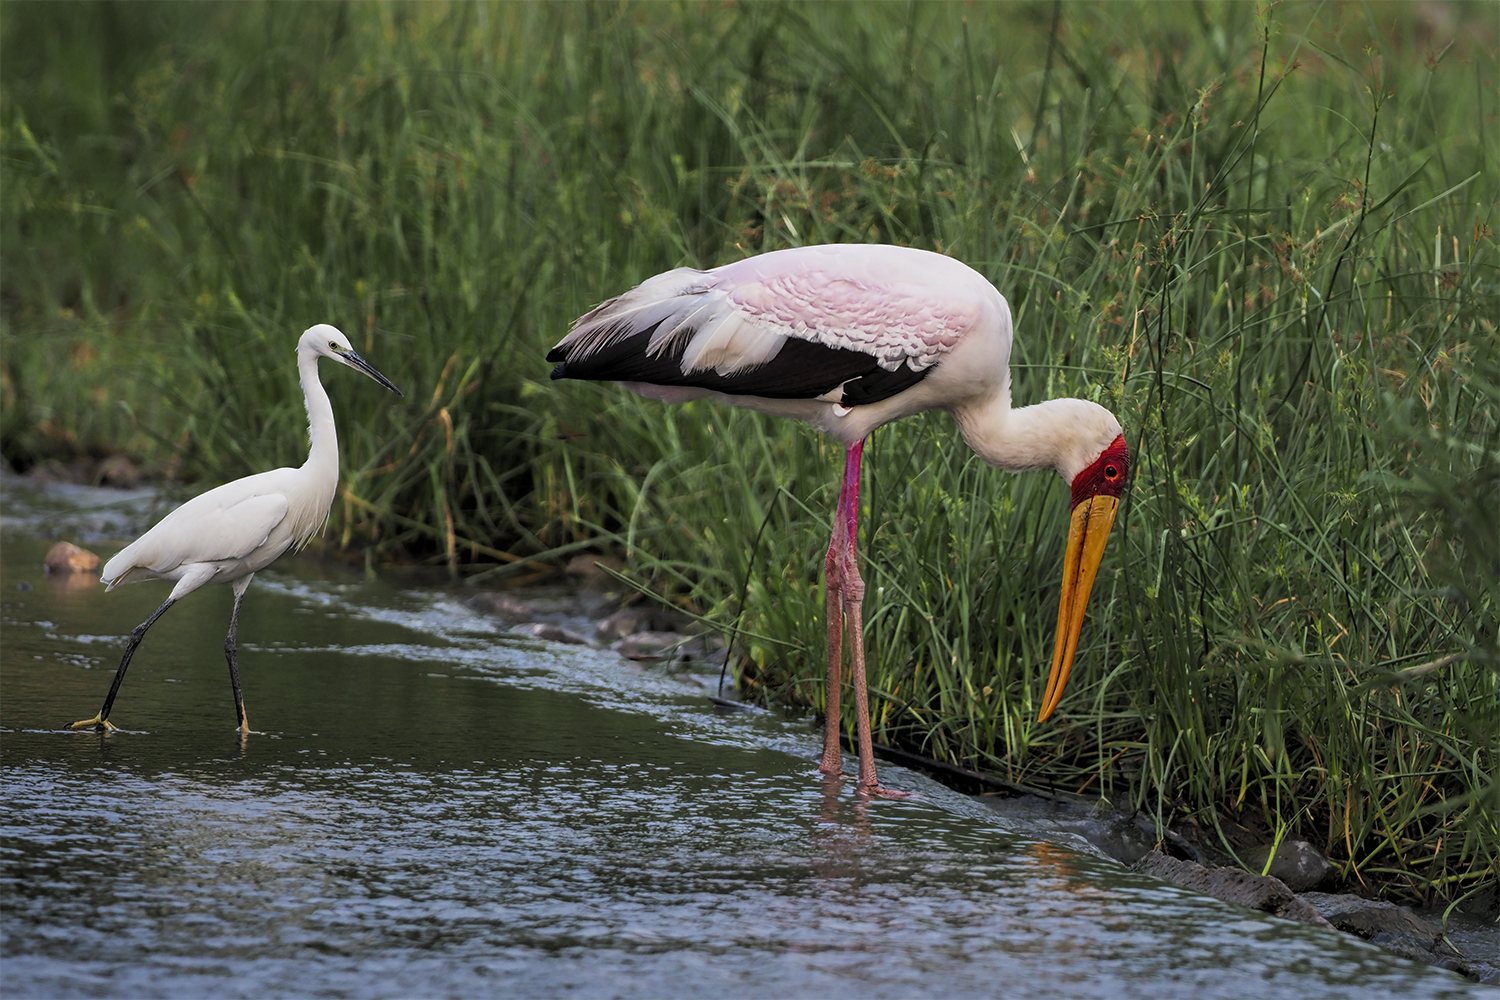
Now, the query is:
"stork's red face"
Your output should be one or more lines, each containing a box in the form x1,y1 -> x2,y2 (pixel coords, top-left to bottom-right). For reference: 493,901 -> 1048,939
1038,434 -> 1129,722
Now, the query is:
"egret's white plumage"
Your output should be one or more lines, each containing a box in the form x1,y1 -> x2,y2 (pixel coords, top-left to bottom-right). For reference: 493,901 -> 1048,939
73,324 -> 401,734
549,244 -> 1131,791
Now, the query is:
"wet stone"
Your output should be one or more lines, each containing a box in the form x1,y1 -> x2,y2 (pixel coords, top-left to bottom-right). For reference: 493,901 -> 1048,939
595,606 -> 694,641
1300,893 -> 1478,980
468,590 -> 584,622
1436,914 -> 1500,986
1133,850 -> 1333,928
469,592 -> 548,621
1244,839 -> 1332,891
613,631 -> 693,661
518,622 -> 592,645
972,792 -> 1203,867
42,541 -> 100,575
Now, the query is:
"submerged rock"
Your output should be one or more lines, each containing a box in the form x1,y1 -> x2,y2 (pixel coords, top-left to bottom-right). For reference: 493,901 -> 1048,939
614,631 -> 690,661
518,622 -> 592,645
43,541 -> 100,575
596,606 -> 692,641
1138,852 -> 1488,981
1133,850 -> 1333,927
972,792 -> 1203,868
1243,839 -> 1331,891
1300,892 -> 1478,979
470,592 -> 548,621
469,590 -> 589,623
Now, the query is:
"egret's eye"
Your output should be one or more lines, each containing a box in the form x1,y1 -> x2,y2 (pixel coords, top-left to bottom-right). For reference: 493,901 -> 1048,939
1104,465 -> 1119,479
328,341 -> 339,351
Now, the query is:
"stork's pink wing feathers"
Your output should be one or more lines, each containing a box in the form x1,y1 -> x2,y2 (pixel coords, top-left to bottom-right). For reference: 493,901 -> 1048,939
552,244 -> 998,382
724,266 -> 978,372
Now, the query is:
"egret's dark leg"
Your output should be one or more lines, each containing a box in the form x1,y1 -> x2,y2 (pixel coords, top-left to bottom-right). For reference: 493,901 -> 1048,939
70,597 -> 177,731
224,575 -> 253,733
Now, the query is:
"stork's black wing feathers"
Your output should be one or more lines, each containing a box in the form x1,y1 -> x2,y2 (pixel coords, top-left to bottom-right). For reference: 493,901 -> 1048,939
549,323 -> 933,406
838,363 -> 932,406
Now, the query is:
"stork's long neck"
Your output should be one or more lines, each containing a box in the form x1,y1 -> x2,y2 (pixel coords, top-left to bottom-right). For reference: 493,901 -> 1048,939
298,347 -> 339,478
953,392 -> 1120,483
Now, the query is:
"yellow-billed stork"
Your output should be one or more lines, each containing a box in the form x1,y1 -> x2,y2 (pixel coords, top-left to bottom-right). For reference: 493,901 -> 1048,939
548,244 -> 1129,792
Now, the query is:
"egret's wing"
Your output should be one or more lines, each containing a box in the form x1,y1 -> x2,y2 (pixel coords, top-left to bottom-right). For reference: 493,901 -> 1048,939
103,484 -> 291,584
548,245 -> 989,406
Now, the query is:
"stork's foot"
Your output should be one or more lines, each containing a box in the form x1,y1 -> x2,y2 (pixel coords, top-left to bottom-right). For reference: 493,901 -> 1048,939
858,782 -> 919,800
69,714 -> 119,732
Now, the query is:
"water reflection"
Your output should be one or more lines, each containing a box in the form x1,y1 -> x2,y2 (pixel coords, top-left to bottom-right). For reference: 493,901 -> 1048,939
0,526 -> 1485,998
42,570 -> 100,594
809,771 -> 874,883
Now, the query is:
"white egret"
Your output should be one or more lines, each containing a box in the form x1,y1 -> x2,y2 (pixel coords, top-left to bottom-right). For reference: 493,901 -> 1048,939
71,324 -> 402,734
547,244 -> 1129,792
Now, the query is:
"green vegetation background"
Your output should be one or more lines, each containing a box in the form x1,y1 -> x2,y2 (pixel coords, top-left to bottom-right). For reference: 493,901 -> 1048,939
3,1 -> 1495,904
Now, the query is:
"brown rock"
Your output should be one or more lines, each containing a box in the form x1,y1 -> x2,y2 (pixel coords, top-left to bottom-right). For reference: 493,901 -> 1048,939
43,542 -> 101,575
1133,850 -> 1333,927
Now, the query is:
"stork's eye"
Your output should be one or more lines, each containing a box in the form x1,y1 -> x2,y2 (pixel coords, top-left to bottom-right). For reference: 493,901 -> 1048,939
1104,465 -> 1119,479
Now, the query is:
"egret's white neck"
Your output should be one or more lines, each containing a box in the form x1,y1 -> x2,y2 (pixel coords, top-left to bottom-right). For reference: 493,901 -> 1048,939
953,393 -> 1122,484
298,347 -> 338,475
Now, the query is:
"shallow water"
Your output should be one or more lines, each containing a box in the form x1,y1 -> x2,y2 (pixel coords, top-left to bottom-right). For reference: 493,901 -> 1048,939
0,481 -> 1487,998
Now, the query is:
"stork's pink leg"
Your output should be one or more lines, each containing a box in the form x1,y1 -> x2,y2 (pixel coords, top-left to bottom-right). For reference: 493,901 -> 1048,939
844,584 -> 878,788
821,441 -> 879,786
819,444 -> 859,775
820,536 -> 844,774
832,442 -> 881,790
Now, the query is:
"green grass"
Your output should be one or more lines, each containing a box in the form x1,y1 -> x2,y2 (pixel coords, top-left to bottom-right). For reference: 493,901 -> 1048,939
3,1 -> 1496,904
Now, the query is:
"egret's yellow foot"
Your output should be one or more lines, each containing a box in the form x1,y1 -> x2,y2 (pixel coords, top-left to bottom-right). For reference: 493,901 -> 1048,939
69,715 -> 119,732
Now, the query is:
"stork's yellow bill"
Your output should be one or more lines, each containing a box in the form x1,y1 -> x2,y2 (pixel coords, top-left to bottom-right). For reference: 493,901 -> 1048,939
1039,434 -> 1129,722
